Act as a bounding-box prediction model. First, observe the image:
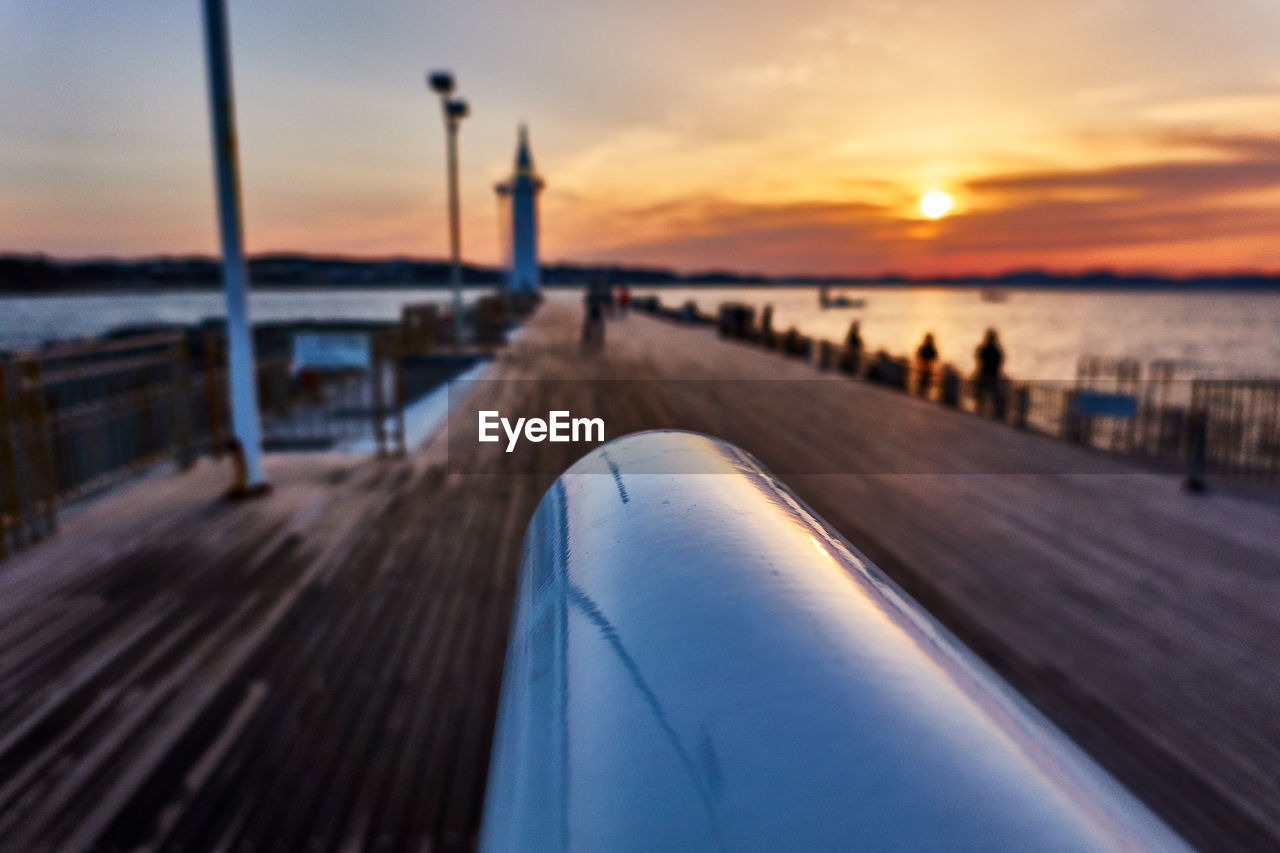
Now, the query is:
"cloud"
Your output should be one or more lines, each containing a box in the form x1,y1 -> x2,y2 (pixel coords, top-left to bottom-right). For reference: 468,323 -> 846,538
967,134 -> 1280,203
565,133 -> 1280,275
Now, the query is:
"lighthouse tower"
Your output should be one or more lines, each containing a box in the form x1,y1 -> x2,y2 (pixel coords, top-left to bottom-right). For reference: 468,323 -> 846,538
495,125 -> 544,296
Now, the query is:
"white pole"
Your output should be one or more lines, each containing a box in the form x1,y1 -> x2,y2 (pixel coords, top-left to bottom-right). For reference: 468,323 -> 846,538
201,0 -> 265,489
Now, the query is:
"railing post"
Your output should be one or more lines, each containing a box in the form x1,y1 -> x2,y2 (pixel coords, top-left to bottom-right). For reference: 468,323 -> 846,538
1123,361 -> 1140,452
0,358 -> 18,558
1064,390 -> 1088,444
1014,384 -> 1030,429
17,356 -> 58,539
816,340 -> 832,371
203,327 -> 227,458
370,333 -> 388,458
940,365 -> 961,407
1184,409 -> 1208,493
171,336 -> 196,469
399,306 -> 415,356
392,331 -> 406,455
136,351 -> 157,475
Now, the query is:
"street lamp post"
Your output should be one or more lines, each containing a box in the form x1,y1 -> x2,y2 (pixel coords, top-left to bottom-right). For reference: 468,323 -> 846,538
201,0 -> 266,494
427,70 -> 469,343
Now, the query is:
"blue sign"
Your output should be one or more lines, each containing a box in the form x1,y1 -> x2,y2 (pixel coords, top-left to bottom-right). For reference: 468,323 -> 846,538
1073,391 -> 1137,418
291,332 -> 372,372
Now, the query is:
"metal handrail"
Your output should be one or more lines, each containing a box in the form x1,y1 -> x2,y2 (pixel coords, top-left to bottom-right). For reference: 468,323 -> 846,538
479,430 -> 1191,852
35,330 -> 185,361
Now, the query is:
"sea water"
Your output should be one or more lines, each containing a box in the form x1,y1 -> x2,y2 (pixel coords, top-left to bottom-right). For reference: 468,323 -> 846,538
3,284 -> 1279,381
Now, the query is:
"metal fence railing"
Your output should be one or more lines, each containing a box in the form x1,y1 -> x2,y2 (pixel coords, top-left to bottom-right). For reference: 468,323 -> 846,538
0,356 -> 58,555
1191,379 -> 1280,483
0,292 -> 536,559
637,298 -> 1280,487
32,333 -> 198,505
0,327 -> 409,558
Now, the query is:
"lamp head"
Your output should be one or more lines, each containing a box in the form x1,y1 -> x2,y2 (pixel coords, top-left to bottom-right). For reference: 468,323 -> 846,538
427,70 -> 455,95
445,97 -> 469,120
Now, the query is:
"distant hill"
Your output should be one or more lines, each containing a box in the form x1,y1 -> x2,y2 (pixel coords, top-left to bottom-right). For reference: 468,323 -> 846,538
2,252 -> 1278,291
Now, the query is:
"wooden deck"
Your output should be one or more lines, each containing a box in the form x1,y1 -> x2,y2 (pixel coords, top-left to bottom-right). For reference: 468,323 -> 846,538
1,300 -> 1278,851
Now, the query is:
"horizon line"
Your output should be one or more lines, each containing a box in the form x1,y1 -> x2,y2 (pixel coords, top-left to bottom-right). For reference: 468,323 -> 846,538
6,249 -> 1280,284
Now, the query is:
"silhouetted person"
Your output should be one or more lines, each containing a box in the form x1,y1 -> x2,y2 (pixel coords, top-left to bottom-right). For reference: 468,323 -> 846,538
842,321 -> 863,374
915,332 -> 938,397
974,328 -> 1005,416
760,304 -> 774,343
617,283 -> 631,316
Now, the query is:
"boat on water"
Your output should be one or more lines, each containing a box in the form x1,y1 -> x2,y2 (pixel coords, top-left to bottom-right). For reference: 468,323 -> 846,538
818,285 -> 866,309
980,288 -> 1010,303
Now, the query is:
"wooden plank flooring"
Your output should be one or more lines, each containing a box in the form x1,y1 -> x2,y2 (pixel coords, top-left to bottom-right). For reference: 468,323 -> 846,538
0,300 -> 1277,851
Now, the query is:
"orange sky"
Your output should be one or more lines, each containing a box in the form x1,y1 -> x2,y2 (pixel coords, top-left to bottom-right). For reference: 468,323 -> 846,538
3,0 -> 1280,276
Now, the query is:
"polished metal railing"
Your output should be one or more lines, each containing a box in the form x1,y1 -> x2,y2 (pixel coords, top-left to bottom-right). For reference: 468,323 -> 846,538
480,431 -> 1191,852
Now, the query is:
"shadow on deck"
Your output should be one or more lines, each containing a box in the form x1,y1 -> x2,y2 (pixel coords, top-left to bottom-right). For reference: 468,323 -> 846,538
0,448 -> 541,851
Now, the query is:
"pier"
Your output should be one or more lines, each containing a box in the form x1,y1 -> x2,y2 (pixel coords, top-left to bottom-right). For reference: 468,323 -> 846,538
1,301 -> 1278,851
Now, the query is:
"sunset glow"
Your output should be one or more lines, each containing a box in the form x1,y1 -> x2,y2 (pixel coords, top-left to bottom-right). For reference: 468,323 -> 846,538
3,1 -> 1280,276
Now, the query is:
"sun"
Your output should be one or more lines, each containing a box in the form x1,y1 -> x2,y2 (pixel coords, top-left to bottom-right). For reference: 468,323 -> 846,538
920,190 -> 953,219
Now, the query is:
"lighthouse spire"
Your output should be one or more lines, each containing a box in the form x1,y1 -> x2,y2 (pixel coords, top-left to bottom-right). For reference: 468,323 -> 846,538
515,123 -> 533,171
495,124 -> 544,296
